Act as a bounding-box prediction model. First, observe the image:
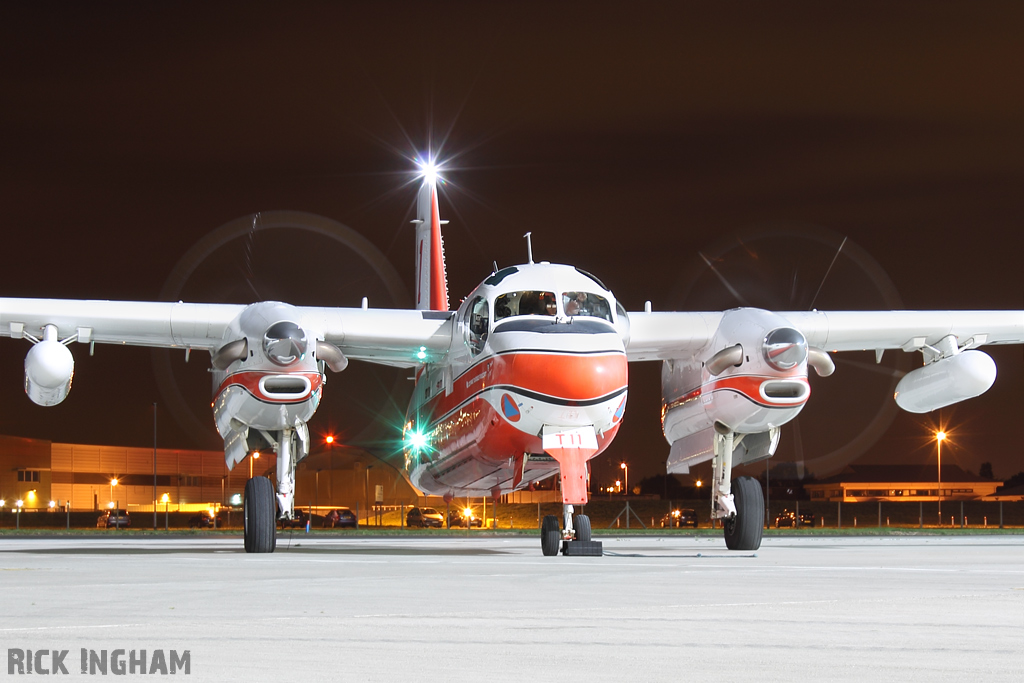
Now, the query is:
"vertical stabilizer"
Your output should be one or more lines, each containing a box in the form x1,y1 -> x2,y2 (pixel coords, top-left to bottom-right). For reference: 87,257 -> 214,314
414,175 -> 449,311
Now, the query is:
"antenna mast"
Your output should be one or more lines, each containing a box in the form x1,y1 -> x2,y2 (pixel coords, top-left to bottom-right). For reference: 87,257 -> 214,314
524,232 -> 534,264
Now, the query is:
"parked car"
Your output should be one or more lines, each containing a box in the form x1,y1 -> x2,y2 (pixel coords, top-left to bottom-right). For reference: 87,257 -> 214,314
322,508 -> 358,529
278,509 -> 308,529
775,510 -> 815,528
97,509 -> 131,528
446,507 -> 483,528
406,507 -> 444,528
660,508 -> 698,528
188,510 -> 225,529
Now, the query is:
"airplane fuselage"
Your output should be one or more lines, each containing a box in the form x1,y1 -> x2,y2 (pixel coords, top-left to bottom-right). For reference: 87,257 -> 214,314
403,263 -> 629,499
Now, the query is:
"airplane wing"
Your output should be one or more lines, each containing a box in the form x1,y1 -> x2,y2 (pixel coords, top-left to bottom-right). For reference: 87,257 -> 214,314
0,298 -> 245,350
772,310 -> 1024,353
0,298 -> 455,368
624,309 -> 1024,361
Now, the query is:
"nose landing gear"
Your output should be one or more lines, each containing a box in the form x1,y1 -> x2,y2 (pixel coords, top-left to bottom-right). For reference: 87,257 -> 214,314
540,504 -> 601,557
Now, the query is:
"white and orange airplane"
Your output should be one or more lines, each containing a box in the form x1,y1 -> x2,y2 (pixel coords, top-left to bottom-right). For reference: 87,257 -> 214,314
2,161 -> 1022,554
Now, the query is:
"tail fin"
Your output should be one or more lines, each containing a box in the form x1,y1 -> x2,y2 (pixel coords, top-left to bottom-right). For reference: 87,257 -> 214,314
414,174 -> 449,311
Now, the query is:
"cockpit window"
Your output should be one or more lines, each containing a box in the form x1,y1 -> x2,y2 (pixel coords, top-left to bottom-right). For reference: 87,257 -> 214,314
493,291 -> 558,320
466,296 -> 489,354
562,292 -> 613,321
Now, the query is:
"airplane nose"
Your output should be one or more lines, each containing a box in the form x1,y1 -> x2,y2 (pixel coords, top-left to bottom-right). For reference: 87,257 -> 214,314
508,352 -> 627,401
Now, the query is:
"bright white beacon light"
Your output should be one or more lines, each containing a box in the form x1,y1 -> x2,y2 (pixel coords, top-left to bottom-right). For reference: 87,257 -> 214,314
419,159 -> 440,185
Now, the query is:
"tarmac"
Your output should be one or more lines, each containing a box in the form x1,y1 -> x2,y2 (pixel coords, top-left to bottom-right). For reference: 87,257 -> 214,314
1,533 -> 1022,682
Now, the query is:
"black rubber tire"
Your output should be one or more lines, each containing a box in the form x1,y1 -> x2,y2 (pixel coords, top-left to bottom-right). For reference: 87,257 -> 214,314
723,476 -> 764,551
243,477 -> 277,553
541,515 -> 561,557
573,514 -> 592,542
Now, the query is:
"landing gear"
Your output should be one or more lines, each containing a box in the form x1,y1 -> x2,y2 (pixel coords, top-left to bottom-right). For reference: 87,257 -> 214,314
712,426 -> 766,551
540,506 -> 600,556
723,476 -> 764,551
541,515 -> 560,556
243,476 -> 277,553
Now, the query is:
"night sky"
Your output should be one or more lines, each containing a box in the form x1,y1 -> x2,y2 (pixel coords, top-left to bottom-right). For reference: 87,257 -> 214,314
1,3 -> 1021,487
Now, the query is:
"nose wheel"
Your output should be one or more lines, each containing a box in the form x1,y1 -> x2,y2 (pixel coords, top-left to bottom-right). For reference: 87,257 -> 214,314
541,515 -> 560,556
540,506 -> 601,556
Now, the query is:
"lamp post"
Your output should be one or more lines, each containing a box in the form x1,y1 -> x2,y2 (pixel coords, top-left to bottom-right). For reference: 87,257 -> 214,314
936,431 -> 946,526
620,462 -> 628,497
161,493 -> 170,531
110,478 -> 118,509
249,451 -> 260,479
16,499 -> 23,529
365,465 -> 374,526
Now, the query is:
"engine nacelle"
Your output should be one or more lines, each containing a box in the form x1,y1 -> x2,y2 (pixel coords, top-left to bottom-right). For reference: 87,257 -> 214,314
24,339 -> 75,406
894,350 -> 996,414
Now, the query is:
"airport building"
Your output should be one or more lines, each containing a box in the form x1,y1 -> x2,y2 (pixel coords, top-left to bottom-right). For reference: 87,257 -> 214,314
804,464 -> 1002,502
0,433 -> 422,513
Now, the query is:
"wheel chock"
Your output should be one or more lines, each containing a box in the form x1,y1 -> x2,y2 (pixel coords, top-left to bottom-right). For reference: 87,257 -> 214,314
562,540 -> 603,556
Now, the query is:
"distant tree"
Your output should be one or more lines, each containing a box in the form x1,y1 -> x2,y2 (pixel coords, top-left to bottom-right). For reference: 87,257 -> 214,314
637,474 -> 694,498
1002,471 -> 1024,489
979,462 -> 994,480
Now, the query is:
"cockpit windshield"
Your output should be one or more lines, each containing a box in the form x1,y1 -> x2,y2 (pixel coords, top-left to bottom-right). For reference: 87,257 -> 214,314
494,291 -> 558,320
562,292 -> 612,321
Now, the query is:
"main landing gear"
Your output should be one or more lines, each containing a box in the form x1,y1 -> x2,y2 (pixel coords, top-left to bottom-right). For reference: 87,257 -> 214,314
244,476 -> 276,553
541,505 -> 601,557
243,425 -> 307,554
712,427 -> 764,550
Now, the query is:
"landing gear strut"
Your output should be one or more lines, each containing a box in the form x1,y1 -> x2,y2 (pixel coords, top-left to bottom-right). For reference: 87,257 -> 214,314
712,427 -> 765,550
243,425 -> 308,554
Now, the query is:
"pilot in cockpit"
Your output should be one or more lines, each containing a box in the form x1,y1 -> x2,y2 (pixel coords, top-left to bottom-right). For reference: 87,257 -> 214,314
564,292 -> 589,316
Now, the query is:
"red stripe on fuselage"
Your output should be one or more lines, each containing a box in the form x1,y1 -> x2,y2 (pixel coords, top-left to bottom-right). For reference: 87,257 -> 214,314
417,350 -> 628,426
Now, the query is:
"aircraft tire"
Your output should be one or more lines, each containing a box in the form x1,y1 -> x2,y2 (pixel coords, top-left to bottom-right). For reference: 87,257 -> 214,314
244,477 -> 277,553
723,476 -> 764,551
573,514 -> 592,542
541,515 -> 560,556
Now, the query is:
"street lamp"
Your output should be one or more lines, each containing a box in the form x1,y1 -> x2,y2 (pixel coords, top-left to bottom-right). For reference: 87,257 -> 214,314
249,451 -> 260,479
620,462 -> 628,496
936,430 -> 946,525
110,478 -> 118,508
365,465 -> 374,526
161,493 -> 170,531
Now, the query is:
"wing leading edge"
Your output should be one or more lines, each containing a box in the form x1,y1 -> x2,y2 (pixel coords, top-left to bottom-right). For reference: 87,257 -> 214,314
624,308 -> 1024,361
0,297 -> 455,368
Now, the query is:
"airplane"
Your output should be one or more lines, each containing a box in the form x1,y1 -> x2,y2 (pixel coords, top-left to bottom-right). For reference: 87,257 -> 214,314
1,160 -> 1022,554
